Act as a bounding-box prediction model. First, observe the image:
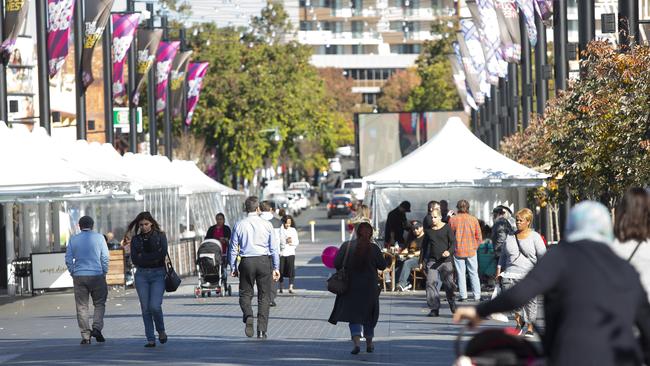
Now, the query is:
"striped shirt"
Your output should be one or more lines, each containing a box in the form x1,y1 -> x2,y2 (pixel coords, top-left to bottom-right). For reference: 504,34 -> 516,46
449,213 -> 482,258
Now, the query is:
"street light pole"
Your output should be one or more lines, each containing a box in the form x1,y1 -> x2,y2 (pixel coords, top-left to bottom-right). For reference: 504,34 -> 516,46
534,10 -> 548,115
554,0 -> 568,91
520,11 -> 533,130
618,0 -> 639,47
507,63 -> 518,135
127,0 -> 138,152
102,22 -> 114,145
147,2 -> 157,155
74,0 -> 87,139
0,1 -> 7,125
179,28 -> 188,134
162,14 -> 173,160
578,0 -> 595,58
36,0 -> 51,133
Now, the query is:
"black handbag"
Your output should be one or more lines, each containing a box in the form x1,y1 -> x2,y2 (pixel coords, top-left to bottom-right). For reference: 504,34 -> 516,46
327,241 -> 352,295
164,254 -> 182,292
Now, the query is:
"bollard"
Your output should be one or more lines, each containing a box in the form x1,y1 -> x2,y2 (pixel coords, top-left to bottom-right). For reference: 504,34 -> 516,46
309,220 -> 315,243
341,219 -> 345,242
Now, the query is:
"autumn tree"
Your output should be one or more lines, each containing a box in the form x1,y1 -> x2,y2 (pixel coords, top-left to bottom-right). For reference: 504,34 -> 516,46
376,68 -> 420,112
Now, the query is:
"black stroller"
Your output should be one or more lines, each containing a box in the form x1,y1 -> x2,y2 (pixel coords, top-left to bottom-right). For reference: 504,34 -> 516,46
453,326 -> 545,366
194,239 -> 232,297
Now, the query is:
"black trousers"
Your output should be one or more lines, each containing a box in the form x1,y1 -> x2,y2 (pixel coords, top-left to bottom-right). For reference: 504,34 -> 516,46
279,255 -> 295,285
238,256 -> 273,332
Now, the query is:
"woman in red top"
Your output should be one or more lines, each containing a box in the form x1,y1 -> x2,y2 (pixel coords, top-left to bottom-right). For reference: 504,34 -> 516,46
205,213 -> 232,256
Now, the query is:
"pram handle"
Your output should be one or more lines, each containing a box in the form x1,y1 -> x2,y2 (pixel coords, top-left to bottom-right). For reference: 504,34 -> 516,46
454,323 -> 470,358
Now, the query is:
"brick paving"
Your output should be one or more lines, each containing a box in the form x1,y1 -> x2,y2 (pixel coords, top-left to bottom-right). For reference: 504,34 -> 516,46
0,206 -> 505,365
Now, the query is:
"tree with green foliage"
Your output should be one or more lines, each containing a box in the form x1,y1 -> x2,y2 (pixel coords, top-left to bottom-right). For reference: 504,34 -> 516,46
186,6 -> 352,187
407,21 -> 462,112
376,68 -> 420,112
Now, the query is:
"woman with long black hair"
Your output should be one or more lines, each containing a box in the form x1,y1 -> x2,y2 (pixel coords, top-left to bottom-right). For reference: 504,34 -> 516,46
328,222 -> 386,355
128,212 -> 168,347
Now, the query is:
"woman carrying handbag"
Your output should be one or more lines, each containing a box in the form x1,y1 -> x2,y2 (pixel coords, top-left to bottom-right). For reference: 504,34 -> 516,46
328,222 -> 386,355
128,212 -> 169,348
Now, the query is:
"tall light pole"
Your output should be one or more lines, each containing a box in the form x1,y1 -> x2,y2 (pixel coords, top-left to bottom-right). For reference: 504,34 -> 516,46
103,22 -> 114,145
534,10 -> 548,115
74,0 -> 87,139
127,0 -> 138,152
578,0 -> 595,58
619,0 -> 639,47
553,0 -> 568,91
147,2 -> 157,155
520,11 -> 533,130
161,13 -> 173,160
36,0 -> 51,133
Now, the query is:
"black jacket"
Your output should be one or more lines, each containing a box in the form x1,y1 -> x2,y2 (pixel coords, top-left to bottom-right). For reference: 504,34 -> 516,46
205,224 -> 232,242
328,241 -> 387,326
477,240 -> 650,366
130,231 -> 168,268
384,208 -> 408,246
421,225 -> 456,266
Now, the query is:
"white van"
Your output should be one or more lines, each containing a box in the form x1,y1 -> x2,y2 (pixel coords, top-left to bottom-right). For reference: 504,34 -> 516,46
341,178 -> 366,202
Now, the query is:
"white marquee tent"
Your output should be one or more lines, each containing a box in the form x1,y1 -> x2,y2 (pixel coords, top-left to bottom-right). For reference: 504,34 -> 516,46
364,117 -> 549,235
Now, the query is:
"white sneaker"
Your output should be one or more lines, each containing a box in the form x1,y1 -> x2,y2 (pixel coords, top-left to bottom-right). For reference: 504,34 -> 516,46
404,284 -> 412,291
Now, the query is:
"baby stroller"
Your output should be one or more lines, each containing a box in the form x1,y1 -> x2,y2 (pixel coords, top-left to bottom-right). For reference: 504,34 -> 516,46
453,326 -> 545,366
194,239 -> 232,297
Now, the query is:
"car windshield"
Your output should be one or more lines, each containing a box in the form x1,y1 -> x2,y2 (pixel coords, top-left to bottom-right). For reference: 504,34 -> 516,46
343,182 -> 362,188
331,197 -> 350,204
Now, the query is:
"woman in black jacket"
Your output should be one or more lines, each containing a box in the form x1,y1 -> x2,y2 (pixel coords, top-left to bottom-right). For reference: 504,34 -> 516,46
329,222 -> 386,355
454,201 -> 650,366
128,212 -> 169,348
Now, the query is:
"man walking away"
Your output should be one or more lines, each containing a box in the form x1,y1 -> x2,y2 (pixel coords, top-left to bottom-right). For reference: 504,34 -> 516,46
230,197 -> 280,339
260,200 -> 281,306
449,200 -> 483,302
65,216 -> 110,344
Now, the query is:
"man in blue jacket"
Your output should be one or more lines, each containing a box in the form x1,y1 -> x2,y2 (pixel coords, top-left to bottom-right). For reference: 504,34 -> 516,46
65,216 -> 110,344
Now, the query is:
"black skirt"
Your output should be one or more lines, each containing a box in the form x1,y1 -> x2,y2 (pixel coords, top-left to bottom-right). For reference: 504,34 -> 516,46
279,255 -> 295,279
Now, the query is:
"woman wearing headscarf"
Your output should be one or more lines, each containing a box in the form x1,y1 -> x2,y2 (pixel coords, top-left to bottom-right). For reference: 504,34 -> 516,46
454,202 -> 650,366
612,187 -> 650,301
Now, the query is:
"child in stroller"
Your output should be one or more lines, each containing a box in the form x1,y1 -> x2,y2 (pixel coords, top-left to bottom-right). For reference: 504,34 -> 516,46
194,239 -> 232,297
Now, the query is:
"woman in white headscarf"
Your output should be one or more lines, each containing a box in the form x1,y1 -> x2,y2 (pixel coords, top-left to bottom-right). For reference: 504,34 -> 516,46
454,201 -> 650,366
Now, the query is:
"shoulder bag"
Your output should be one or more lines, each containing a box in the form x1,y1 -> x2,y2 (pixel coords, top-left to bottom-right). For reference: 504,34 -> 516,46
327,242 -> 352,295
628,241 -> 643,262
164,253 -> 182,292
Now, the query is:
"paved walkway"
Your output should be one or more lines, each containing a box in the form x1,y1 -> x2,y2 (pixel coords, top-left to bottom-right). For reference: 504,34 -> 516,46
0,206 -> 504,365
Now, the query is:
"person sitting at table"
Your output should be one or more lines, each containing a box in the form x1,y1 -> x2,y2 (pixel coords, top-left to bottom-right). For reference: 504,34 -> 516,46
396,220 -> 424,292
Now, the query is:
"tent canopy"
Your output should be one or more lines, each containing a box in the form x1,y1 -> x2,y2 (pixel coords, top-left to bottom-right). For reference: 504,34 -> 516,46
364,117 -> 548,188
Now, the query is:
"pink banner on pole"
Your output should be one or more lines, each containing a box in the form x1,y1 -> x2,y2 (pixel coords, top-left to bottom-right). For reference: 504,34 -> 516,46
47,0 -> 75,78
185,62 -> 209,126
154,41 -> 180,114
111,13 -> 140,104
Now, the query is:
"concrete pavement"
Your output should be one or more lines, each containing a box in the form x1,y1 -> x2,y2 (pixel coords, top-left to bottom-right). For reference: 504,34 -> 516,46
0,205 -> 503,365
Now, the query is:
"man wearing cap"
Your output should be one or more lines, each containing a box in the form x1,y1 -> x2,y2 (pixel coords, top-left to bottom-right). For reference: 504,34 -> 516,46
384,201 -> 412,249
65,216 -> 110,344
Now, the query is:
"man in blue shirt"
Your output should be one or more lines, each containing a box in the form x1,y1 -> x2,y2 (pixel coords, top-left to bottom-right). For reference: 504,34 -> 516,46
230,196 -> 280,339
65,216 -> 109,344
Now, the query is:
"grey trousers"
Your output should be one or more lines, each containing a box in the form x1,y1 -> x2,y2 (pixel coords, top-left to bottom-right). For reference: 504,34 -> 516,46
426,260 -> 456,310
500,277 -> 538,323
73,275 -> 108,339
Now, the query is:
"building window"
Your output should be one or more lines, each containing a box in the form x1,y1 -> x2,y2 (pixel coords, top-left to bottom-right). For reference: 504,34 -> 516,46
325,45 -> 341,54
390,44 -> 422,54
362,93 -> 378,105
351,45 -> 364,54
351,21 -> 363,38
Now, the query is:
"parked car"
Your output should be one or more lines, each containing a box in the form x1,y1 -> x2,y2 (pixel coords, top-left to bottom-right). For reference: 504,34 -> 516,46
341,178 -> 366,202
267,192 -> 299,216
327,196 -> 353,219
331,188 -> 354,202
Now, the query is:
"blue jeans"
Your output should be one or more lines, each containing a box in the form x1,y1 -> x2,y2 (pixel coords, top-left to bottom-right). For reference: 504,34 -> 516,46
135,267 -> 166,342
453,255 -> 481,300
349,323 -> 374,338
398,257 -> 420,287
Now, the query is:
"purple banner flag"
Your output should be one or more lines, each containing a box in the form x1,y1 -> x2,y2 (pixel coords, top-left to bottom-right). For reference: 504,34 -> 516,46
534,0 -> 552,23
111,13 -> 140,105
448,53 -> 476,112
47,0 -> 75,77
131,29 -> 162,106
185,62 -> 209,126
80,0 -> 115,89
495,0 -> 521,63
170,50 -> 193,117
467,0 -> 503,84
516,0 -> 537,47
155,41 -> 180,114
1,0 -> 30,62
455,34 -> 484,105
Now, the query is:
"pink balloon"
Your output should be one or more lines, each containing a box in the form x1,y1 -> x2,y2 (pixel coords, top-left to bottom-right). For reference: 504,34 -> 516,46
321,246 -> 339,269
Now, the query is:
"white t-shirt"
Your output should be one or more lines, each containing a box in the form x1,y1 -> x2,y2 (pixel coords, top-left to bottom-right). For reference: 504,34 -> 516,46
612,239 -> 650,302
279,226 -> 299,257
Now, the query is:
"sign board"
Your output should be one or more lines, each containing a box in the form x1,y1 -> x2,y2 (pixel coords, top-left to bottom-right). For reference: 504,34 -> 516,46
113,107 -> 143,133
31,252 -> 74,291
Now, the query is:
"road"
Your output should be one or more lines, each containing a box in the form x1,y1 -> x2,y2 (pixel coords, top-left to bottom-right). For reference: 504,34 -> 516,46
0,205 -> 497,365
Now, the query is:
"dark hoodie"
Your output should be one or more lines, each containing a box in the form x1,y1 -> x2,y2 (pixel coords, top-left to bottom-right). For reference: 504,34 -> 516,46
477,240 -> 650,366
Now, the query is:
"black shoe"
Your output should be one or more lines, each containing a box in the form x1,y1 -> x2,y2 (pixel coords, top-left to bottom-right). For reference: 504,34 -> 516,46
245,317 -> 254,337
449,302 -> 457,314
144,341 -> 156,348
350,346 -> 360,355
366,344 -> 375,353
257,331 -> 267,339
91,328 -> 105,342
269,301 -> 277,307
159,332 -> 168,344
80,339 -> 91,345
279,288 -> 283,294
427,309 -> 439,317
457,297 -> 467,303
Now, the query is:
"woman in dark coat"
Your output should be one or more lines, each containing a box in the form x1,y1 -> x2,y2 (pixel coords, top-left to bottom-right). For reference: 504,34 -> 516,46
454,202 -> 650,366
329,222 -> 387,355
